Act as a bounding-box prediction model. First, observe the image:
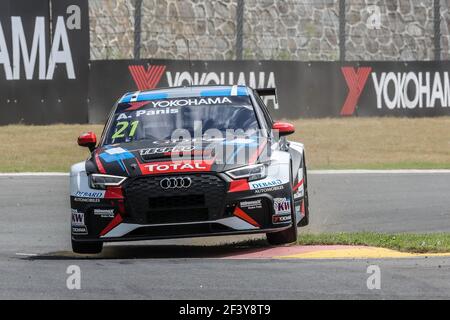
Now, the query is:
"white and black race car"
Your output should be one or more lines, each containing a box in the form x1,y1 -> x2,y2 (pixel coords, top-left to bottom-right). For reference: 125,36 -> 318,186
70,85 -> 309,254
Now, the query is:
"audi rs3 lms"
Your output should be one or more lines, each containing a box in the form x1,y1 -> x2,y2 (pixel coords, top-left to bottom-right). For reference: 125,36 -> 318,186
70,85 -> 309,254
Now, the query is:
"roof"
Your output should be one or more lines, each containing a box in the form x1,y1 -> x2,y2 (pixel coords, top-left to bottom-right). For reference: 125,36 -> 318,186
119,85 -> 250,104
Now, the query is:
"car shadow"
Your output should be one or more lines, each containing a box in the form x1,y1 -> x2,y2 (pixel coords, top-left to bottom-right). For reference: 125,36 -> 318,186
26,239 -> 272,260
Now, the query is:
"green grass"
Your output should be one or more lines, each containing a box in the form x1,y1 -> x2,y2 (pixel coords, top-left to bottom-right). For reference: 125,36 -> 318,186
296,232 -> 450,253
224,232 -> 450,253
2,117 -> 450,172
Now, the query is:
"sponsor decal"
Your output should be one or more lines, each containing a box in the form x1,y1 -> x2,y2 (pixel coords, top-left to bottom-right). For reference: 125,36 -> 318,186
272,214 -> 291,224
71,209 -> 85,226
71,209 -> 88,234
294,180 -> 305,199
99,147 -> 135,172
273,197 -> 291,215
134,108 -> 178,117
146,97 -> 233,108
250,179 -> 283,190
105,147 -> 128,155
294,188 -> 304,200
239,199 -> 262,210
72,226 -> 88,235
253,185 -> 284,194
119,97 -> 236,118
93,208 -> 115,218
73,197 -> 100,203
75,191 -> 104,198
100,147 -> 134,163
140,160 -> 212,174
140,145 -> 195,156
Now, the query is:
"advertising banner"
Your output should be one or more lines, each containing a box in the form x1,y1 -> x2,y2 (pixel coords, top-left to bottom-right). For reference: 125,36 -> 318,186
89,59 -> 450,123
0,0 -> 89,124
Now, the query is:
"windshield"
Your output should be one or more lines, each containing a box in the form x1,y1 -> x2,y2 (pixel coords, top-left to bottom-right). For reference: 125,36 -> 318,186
103,96 -> 259,145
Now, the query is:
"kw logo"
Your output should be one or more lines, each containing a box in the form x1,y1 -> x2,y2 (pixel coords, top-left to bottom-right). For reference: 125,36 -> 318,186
71,211 -> 84,226
340,67 -> 372,116
128,64 -> 166,90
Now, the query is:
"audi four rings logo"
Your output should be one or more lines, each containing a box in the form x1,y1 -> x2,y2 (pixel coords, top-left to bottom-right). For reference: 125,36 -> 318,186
160,177 -> 192,189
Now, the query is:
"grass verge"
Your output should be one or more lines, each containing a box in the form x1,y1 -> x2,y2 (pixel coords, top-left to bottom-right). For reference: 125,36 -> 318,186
297,232 -> 450,253
1,116 -> 450,171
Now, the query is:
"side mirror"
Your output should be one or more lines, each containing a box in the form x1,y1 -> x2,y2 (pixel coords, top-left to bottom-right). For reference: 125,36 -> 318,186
273,122 -> 295,136
78,132 -> 97,151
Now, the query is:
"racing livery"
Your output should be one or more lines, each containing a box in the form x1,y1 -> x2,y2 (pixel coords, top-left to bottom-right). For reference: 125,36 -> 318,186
70,85 -> 309,254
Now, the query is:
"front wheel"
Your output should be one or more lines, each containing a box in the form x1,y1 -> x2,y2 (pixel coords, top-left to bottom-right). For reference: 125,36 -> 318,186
72,239 -> 103,254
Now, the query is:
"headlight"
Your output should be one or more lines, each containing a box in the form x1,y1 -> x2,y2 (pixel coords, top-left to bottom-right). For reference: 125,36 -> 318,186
89,174 -> 127,189
226,164 -> 268,181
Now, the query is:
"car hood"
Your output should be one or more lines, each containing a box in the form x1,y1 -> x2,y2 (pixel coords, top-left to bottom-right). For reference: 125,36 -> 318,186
87,138 -> 269,177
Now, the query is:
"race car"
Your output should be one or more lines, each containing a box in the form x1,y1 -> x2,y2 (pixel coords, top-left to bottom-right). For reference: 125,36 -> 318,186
70,85 -> 309,254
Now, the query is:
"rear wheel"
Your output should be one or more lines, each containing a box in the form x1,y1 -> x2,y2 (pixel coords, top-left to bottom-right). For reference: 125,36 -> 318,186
71,239 -> 103,254
266,163 -> 298,245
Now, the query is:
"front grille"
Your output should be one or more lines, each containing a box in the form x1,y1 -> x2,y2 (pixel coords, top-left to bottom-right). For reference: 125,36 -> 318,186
148,194 -> 205,209
123,174 -> 226,224
146,208 -> 209,224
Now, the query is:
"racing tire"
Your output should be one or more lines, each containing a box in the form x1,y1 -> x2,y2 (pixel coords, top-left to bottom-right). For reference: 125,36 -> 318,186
71,239 -> 103,254
298,154 -> 310,227
266,162 -> 298,245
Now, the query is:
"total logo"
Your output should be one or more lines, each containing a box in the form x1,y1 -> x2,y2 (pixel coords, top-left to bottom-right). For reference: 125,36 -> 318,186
142,161 -> 211,174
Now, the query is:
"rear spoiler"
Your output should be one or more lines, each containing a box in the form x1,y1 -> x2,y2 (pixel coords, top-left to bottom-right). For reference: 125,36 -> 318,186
255,88 -> 278,104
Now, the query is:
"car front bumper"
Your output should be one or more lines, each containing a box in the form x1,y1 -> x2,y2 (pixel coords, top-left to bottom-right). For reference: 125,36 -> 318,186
71,173 -> 295,242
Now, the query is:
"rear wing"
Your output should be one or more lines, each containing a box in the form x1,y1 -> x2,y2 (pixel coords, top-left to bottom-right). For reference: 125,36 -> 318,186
255,88 -> 278,104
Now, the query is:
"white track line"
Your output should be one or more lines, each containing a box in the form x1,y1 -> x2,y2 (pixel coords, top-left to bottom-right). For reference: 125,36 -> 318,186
15,253 -> 37,257
1,170 -> 450,177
